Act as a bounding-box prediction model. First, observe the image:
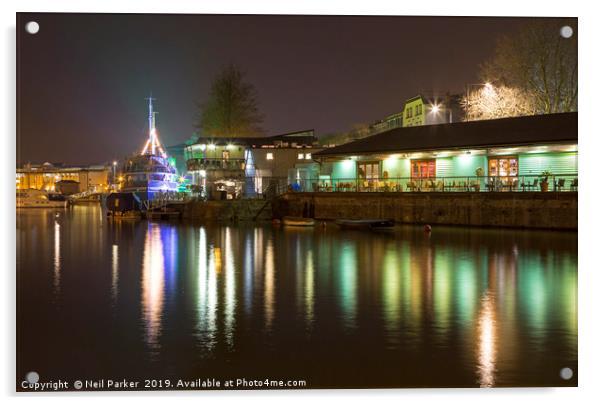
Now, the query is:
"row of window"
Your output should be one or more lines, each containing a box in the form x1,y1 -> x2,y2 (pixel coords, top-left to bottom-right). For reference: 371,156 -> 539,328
265,152 -> 312,161
356,157 -> 519,179
405,104 -> 423,119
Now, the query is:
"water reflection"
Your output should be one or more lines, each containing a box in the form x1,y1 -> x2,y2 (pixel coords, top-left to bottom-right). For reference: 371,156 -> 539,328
111,244 -> 119,303
17,209 -> 578,387
196,227 -> 217,350
53,220 -> 61,295
224,227 -> 236,347
141,224 -> 165,353
304,250 -> 315,333
338,244 -> 357,330
477,291 -> 497,387
264,238 -> 275,331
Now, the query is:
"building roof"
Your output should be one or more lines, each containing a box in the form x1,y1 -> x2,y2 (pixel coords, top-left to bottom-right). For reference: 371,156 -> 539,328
193,129 -> 317,148
315,112 -> 577,157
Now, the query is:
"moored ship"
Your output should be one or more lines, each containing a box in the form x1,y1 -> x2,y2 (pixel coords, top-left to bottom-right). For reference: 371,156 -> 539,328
17,189 -> 68,208
119,97 -> 179,201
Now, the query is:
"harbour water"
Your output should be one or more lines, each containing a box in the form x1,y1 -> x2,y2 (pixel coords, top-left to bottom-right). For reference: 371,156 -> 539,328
17,205 -> 577,389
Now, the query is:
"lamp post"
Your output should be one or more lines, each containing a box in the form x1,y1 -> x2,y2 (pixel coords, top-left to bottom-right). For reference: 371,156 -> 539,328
112,161 -> 117,190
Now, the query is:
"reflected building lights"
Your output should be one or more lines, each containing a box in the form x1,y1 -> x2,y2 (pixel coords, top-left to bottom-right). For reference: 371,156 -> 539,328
304,249 -> 315,332
433,252 -> 452,338
53,220 -> 61,295
164,227 -> 178,293
476,291 -> 497,387
264,238 -> 275,330
339,245 -> 357,330
111,244 -> 119,303
224,227 -> 236,347
382,250 -> 401,330
141,224 -> 165,353
243,234 -> 253,314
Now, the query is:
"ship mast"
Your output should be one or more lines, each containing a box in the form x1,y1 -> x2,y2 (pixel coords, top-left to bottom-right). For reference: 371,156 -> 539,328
141,94 -> 167,158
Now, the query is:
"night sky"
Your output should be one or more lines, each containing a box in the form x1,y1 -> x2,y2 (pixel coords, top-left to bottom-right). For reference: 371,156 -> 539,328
17,13 -> 562,165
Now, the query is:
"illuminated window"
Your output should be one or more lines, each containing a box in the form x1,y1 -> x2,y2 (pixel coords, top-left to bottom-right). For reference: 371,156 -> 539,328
298,153 -> 304,160
411,159 -> 436,178
358,162 -> 380,180
488,156 -> 518,177
267,153 -> 274,160
305,153 -> 312,160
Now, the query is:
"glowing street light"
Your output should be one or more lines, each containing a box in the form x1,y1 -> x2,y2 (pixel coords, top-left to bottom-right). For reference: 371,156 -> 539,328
430,104 -> 441,114
112,160 -> 118,185
483,82 -> 495,97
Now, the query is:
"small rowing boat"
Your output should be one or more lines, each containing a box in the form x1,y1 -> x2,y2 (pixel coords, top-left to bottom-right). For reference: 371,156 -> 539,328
335,219 -> 395,230
282,216 -> 316,227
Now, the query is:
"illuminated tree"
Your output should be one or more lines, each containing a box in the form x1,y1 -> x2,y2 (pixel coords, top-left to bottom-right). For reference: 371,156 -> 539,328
196,64 -> 264,137
480,19 -> 577,114
462,84 -> 536,121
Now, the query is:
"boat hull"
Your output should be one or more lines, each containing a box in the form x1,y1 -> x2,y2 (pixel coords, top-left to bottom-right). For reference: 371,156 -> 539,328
17,201 -> 68,208
335,219 -> 395,229
282,216 -> 316,227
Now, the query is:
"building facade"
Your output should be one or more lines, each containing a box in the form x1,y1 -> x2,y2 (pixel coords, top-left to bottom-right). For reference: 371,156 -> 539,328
16,162 -> 111,193
370,94 -> 463,135
312,113 -> 577,193
184,130 -> 323,198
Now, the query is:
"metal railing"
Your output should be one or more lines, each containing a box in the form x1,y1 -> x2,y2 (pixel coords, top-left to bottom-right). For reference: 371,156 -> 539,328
186,174 -> 578,201
187,158 -> 245,171
287,174 -> 578,193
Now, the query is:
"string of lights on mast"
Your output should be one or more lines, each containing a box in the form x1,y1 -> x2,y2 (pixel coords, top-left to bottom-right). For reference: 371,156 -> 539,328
140,95 -> 167,158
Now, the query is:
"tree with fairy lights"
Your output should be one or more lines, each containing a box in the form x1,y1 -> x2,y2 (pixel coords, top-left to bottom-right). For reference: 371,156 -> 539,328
463,19 -> 577,121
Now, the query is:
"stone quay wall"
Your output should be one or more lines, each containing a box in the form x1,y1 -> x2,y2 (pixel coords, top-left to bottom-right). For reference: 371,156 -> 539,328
272,192 -> 577,230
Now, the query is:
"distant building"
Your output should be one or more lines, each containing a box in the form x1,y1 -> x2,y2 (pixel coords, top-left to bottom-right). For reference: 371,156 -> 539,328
370,93 -> 465,134
55,180 -> 80,195
184,129 -> 323,198
16,162 -> 111,193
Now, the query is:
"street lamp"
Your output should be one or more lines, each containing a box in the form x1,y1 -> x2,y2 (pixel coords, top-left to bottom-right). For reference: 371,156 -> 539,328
112,161 -> 117,190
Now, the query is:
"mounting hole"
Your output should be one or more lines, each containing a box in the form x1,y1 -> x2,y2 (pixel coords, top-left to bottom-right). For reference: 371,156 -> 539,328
25,371 -> 39,384
25,21 -> 40,35
560,367 -> 574,380
560,25 -> 573,39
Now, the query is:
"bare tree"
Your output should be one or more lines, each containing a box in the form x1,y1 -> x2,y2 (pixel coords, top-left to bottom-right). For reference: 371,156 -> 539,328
196,64 -> 264,137
462,84 -> 537,121
480,19 -> 577,114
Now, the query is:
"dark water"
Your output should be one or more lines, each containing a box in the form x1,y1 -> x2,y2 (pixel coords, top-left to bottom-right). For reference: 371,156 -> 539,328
17,205 -> 577,389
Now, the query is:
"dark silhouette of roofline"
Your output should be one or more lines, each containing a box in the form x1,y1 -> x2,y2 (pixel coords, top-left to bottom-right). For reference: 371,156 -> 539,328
315,112 -> 577,157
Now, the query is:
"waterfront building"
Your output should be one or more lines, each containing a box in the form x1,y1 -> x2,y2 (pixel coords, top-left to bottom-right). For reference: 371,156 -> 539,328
184,129 -> 323,198
16,162 -> 111,193
312,112 -> 577,192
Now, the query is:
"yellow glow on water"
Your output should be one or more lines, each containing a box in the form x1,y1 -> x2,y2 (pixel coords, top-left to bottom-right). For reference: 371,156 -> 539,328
141,225 -> 165,351
53,220 -> 60,294
477,292 -> 497,387
562,270 -> 578,337
264,238 -> 275,330
305,250 -> 315,331
224,227 -> 236,346
214,247 -> 222,273
111,244 -> 119,302
382,250 -> 401,329
433,253 -> 452,332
